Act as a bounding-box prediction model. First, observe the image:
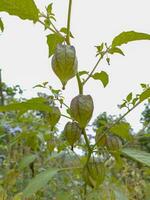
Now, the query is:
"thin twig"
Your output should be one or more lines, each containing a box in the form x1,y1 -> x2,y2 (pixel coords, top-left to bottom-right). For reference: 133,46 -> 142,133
61,114 -> 72,120
66,0 -> 72,45
38,19 -> 55,33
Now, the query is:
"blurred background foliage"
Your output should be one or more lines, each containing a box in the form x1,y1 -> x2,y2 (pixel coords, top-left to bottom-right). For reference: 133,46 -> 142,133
0,81 -> 149,200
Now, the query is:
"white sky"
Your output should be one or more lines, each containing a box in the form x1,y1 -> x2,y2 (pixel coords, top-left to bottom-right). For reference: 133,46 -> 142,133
0,0 -> 150,132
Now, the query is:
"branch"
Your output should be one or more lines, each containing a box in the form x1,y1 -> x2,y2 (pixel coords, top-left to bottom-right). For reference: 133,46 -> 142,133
66,0 -> 72,45
83,50 -> 108,86
38,15 -> 65,40
76,73 -> 83,95
93,100 -> 142,148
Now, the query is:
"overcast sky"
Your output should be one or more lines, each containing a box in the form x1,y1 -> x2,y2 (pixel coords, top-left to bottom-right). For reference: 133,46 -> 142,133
0,0 -> 150,132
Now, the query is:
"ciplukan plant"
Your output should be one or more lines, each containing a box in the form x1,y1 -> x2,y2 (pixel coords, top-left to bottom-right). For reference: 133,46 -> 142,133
0,0 -> 150,198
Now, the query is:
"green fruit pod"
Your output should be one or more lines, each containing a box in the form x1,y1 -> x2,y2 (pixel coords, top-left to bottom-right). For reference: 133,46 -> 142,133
63,121 -> 82,149
83,162 -> 105,188
51,44 -> 78,89
106,135 -> 122,151
45,106 -> 61,129
70,95 -> 94,128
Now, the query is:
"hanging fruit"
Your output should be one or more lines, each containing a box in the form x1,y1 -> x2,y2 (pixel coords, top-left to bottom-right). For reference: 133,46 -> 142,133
51,44 -> 78,89
83,161 -> 105,188
45,106 -> 61,129
95,132 -> 122,151
63,121 -> 82,150
106,134 -> 122,151
70,94 -> 94,128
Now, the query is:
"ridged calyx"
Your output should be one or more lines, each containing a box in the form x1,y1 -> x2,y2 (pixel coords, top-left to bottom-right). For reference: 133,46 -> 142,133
83,162 -> 105,188
106,135 -> 122,151
63,121 -> 82,149
51,44 -> 78,89
95,133 -> 122,151
70,95 -> 94,128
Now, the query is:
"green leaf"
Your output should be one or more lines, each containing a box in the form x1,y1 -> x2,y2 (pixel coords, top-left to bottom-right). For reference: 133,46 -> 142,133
0,0 -> 39,22
0,99 -> 52,113
140,87 -> 150,102
19,154 -> 37,170
112,31 -> 150,47
47,33 -> 64,57
122,148 -> 150,166
92,71 -> 109,87
60,27 -> 74,38
0,17 -> 4,32
23,168 -> 58,197
27,97 -> 47,104
78,71 -> 89,76
111,122 -> 132,141
140,83 -> 147,89
108,47 -> 125,56
95,43 -> 104,52
126,92 -> 132,102
46,3 -> 53,15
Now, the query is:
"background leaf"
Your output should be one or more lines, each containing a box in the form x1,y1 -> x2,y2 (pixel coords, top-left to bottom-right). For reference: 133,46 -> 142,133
0,98 -> 52,113
23,168 -> 58,197
112,31 -> 150,47
92,71 -> 109,87
0,0 -> 39,22
47,33 -> 65,57
122,148 -> 150,167
19,154 -> 37,170
111,122 -> 132,141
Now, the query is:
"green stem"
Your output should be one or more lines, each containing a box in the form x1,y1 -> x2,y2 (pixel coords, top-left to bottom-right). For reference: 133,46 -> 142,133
66,0 -> 72,45
38,19 -> 55,33
82,129 -> 93,166
83,183 -> 87,200
38,16 -> 65,40
76,73 -> 83,94
83,48 -> 110,86
83,55 -> 103,86
82,129 -> 91,152
61,114 -> 72,120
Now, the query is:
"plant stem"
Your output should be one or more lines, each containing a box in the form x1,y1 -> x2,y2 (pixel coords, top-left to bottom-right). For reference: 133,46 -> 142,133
61,114 -> 72,120
83,183 -> 87,200
38,19 -> 55,33
82,129 -> 92,155
83,55 -> 103,85
38,18 -> 65,40
76,73 -> 83,94
66,0 -> 72,45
